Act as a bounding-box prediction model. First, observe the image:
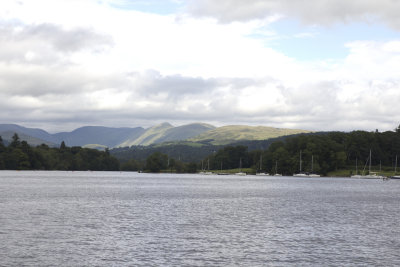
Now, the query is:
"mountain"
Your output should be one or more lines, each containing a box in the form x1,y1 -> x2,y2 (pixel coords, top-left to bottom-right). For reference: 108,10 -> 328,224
0,122 -> 311,148
0,131 -> 56,147
53,126 -> 145,147
189,125 -> 311,145
0,124 -> 58,143
118,122 -> 173,147
117,122 -> 216,147
154,123 -> 216,144
0,124 -> 145,148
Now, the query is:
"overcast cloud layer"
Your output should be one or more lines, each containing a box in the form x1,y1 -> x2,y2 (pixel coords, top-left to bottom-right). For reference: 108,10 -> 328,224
187,0 -> 400,28
0,0 -> 399,132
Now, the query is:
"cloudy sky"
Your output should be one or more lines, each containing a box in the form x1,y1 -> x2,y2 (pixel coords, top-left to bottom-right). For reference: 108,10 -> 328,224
1,0 -> 400,132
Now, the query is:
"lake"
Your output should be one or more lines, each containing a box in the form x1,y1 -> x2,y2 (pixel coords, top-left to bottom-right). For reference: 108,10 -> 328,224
0,171 -> 399,266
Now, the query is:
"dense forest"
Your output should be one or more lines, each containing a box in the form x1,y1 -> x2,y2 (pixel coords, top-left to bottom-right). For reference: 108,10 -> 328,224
0,134 -> 120,171
116,128 -> 400,175
204,128 -> 400,175
2,126 -> 400,175
110,135 -> 294,163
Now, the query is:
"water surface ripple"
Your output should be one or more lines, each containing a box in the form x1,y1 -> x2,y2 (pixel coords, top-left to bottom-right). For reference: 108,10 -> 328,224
0,171 -> 399,266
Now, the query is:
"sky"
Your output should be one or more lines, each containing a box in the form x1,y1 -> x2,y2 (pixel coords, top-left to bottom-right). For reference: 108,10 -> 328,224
1,0 -> 400,133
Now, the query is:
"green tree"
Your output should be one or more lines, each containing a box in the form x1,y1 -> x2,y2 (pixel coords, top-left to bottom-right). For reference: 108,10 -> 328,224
121,159 -> 141,171
0,136 -> 5,169
10,133 -> 21,148
0,135 -> 5,153
145,152 -> 168,172
174,160 -> 185,173
184,162 -> 197,173
60,141 -> 67,150
5,148 -> 30,170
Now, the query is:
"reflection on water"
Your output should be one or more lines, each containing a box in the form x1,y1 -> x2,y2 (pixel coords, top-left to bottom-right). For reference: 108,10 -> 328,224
0,171 -> 400,266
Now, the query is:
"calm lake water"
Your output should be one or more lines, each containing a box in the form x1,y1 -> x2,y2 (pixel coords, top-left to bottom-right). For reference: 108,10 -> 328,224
0,171 -> 399,266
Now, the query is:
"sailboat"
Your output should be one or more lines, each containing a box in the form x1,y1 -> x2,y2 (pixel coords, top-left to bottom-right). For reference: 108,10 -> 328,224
217,161 -> 229,175
274,160 -> 282,176
353,150 -> 384,179
235,158 -> 246,176
391,155 -> 400,179
204,159 -> 213,175
351,158 -> 362,178
293,152 -> 320,177
308,155 -> 320,177
256,155 -> 269,176
293,151 -> 308,177
199,160 -> 205,174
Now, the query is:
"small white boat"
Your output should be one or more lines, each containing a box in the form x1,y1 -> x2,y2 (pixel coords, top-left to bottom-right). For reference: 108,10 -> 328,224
391,155 -> 400,179
351,150 -> 383,179
293,152 -> 320,177
200,159 -> 213,174
350,158 -> 361,178
293,173 -> 308,177
359,173 -> 384,179
293,151 -> 304,177
235,158 -> 246,176
256,155 -> 269,176
308,156 -> 320,177
274,160 -> 282,176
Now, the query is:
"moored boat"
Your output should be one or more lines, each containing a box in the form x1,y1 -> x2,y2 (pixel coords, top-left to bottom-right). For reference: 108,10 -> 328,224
351,150 -> 384,179
293,152 -> 320,177
235,158 -> 246,176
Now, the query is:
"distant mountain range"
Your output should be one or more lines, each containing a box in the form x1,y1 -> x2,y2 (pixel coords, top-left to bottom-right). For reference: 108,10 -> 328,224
0,123 -> 311,148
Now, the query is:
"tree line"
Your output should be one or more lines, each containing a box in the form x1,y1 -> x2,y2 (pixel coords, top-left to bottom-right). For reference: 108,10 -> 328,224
2,126 -> 400,175
202,128 -> 400,175
0,133 -> 198,173
0,133 -> 120,171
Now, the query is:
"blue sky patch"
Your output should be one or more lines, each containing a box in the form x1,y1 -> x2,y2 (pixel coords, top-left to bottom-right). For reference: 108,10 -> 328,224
265,19 -> 400,61
107,0 -> 183,15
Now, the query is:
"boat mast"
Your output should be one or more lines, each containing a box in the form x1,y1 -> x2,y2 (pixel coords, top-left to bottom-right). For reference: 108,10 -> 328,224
311,155 -> 314,173
369,149 -> 372,174
299,150 -> 302,173
395,155 -> 398,174
355,158 -> 358,175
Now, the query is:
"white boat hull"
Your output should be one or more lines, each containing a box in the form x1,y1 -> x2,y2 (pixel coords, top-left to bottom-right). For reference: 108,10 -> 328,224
351,174 -> 384,179
293,173 -> 320,178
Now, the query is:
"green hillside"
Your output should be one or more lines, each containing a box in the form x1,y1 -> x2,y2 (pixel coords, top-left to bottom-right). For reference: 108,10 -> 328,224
1,123 -> 311,148
118,122 -> 174,147
154,123 -> 215,144
83,144 -> 108,151
117,122 -> 216,147
189,125 -> 311,145
0,131 -> 56,147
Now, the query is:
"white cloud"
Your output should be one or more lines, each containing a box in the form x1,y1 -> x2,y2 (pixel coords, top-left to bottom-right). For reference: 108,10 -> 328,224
0,0 -> 399,133
186,0 -> 400,30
